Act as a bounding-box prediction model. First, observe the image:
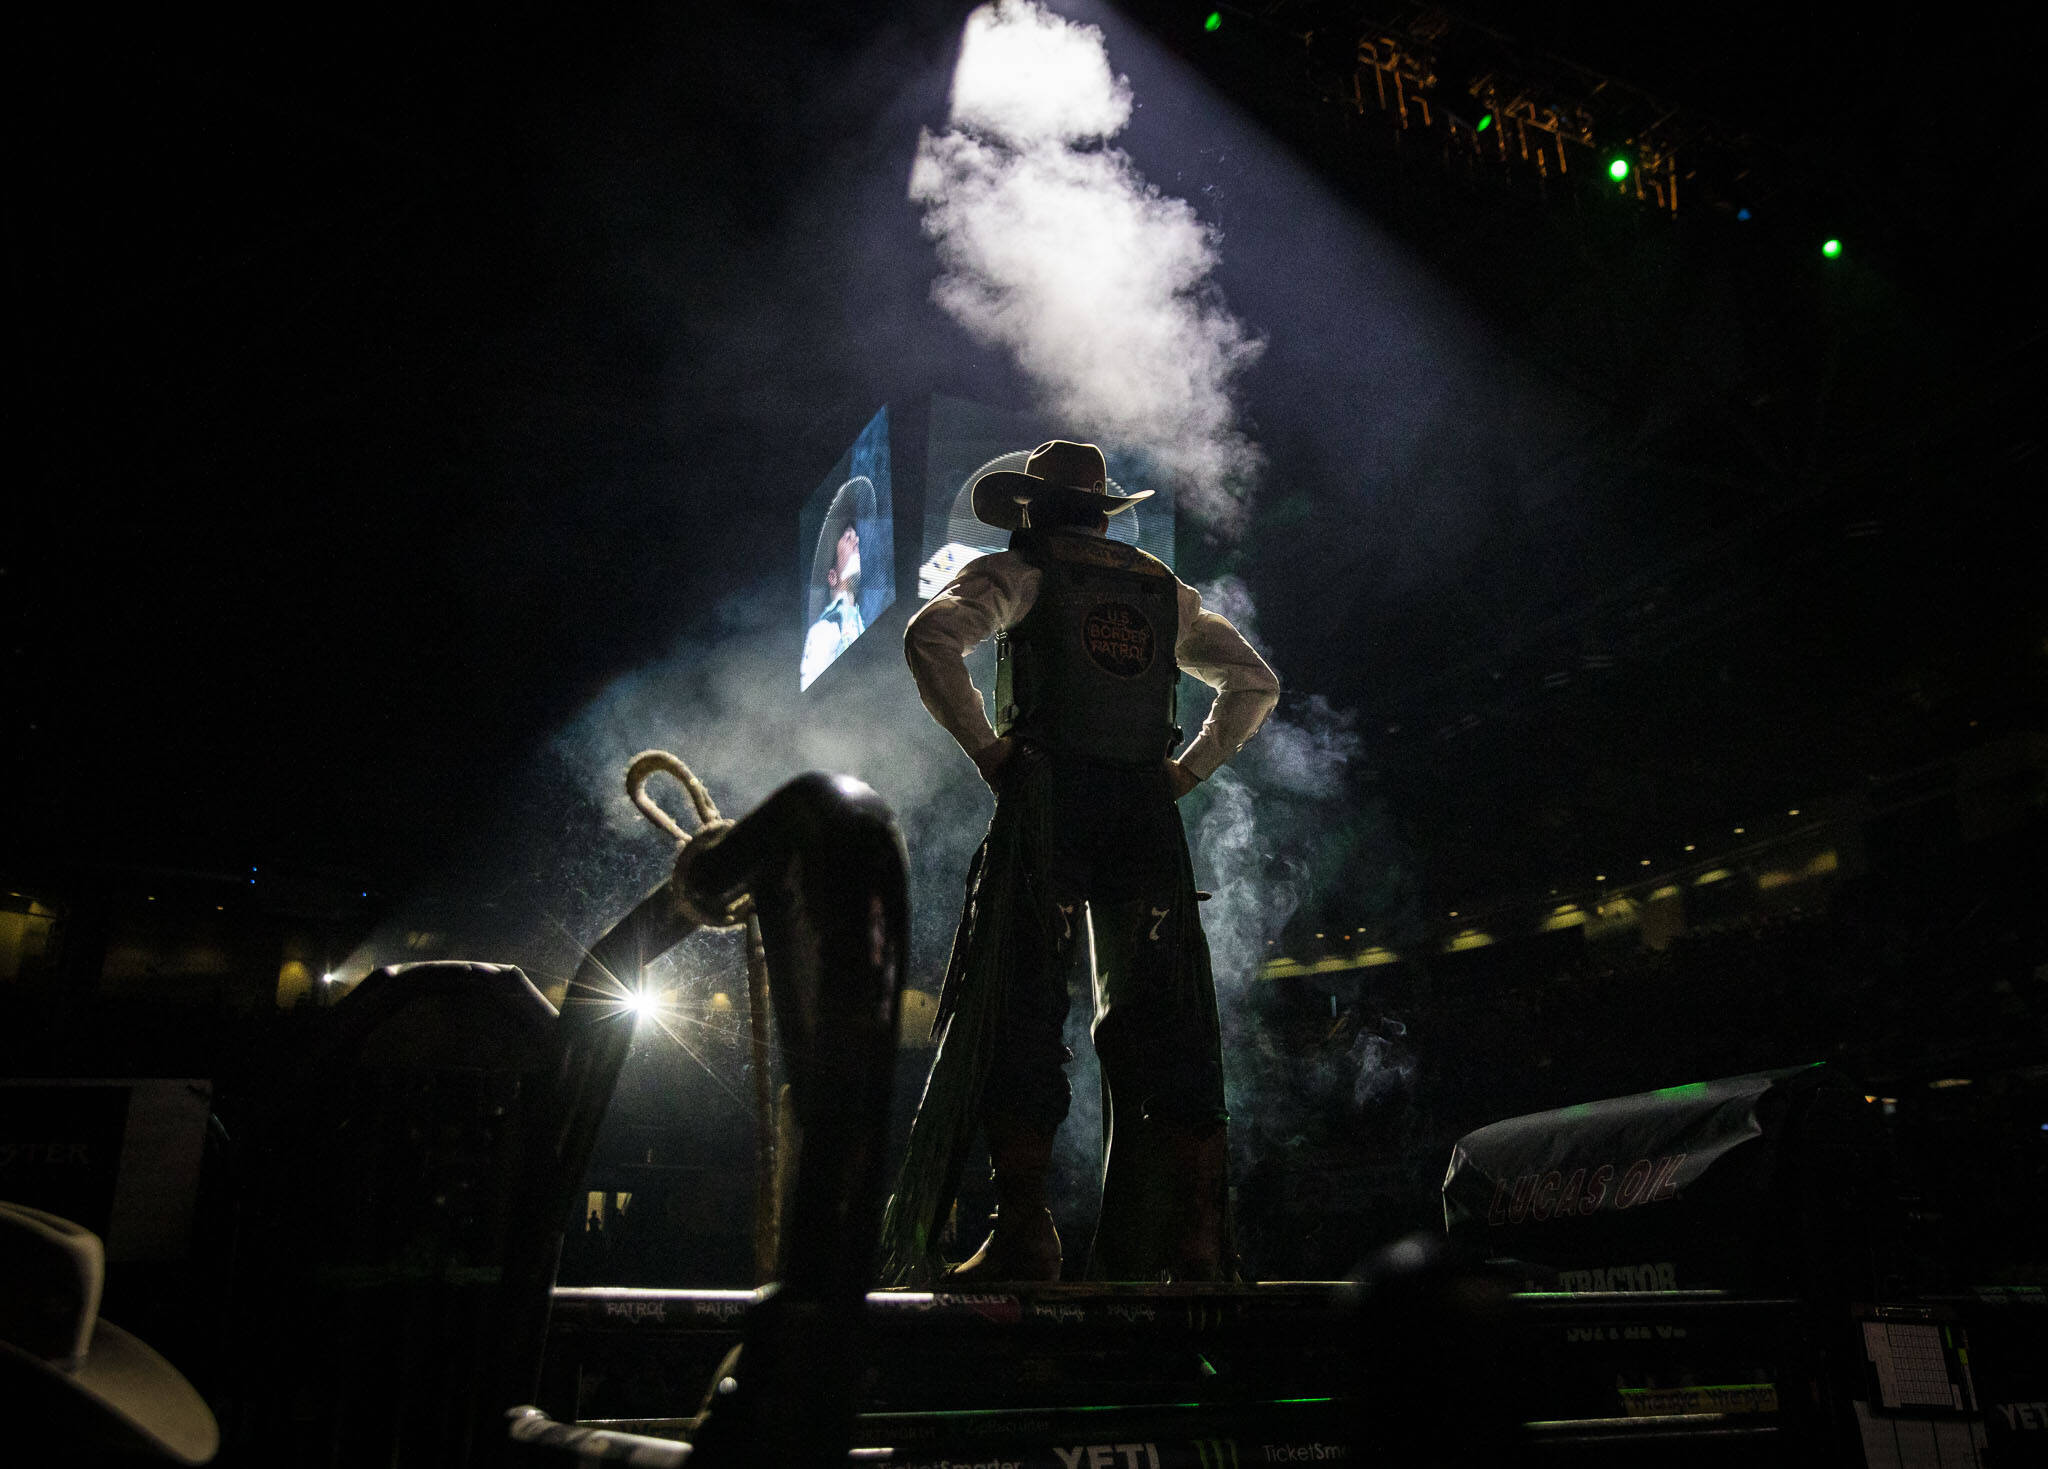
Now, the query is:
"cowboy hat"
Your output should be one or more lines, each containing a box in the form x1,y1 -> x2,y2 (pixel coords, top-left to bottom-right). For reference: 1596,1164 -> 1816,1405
970,440 -> 1152,531
0,1202 -> 219,1463
808,474 -> 877,615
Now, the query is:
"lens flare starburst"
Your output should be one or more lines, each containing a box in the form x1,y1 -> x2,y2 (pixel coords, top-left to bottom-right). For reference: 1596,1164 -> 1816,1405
544,916 -> 769,1111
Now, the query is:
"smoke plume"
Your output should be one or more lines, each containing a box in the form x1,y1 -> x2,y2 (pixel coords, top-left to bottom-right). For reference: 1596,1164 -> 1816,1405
910,0 -> 1264,531
1181,589 -> 1417,1158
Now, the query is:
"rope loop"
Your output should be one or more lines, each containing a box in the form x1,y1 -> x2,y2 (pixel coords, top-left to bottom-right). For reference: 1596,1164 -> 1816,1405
625,749 -> 750,928
626,749 -> 722,838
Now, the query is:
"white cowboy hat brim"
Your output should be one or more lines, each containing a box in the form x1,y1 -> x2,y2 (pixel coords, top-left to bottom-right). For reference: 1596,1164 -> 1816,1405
810,475 -> 878,597
0,1318 -> 220,1464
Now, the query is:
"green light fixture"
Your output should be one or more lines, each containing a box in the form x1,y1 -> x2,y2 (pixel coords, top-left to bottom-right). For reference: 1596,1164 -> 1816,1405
1204,10 -> 1221,30
1608,157 -> 1630,181
1476,113 -> 1493,131
1821,237 -> 1843,258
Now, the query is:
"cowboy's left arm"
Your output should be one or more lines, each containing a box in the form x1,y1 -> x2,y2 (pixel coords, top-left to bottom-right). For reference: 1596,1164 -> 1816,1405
1172,584 -> 1280,782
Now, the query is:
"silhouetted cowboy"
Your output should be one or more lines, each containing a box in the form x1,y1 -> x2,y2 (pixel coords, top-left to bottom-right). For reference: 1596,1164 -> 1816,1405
883,439 -> 1277,1284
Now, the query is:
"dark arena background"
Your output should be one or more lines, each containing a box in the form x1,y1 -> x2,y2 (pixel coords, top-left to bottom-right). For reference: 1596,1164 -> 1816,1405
5,2 -> 2042,1466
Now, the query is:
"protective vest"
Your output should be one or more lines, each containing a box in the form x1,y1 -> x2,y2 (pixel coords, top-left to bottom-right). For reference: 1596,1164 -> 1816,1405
995,529 -> 1180,766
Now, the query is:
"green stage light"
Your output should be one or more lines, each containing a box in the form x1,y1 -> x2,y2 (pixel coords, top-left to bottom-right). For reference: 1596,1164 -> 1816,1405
1822,237 -> 1843,258
1608,157 -> 1630,181
1204,10 -> 1221,30
1477,113 -> 1492,131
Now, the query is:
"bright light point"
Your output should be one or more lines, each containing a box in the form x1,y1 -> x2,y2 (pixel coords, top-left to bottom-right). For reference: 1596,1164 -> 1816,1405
322,972 -> 339,985
1788,808 -> 1801,816
1822,238 -> 1842,258
1684,844 -> 1696,852
629,991 -> 659,1018
1476,113 -> 1492,131
1204,11 -> 1221,31
1608,158 -> 1629,181
1736,207 -> 1752,221
945,3 -> 1132,145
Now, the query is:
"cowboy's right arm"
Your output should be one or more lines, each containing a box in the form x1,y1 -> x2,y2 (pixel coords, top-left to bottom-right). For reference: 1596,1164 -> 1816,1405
904,551 -> 1041,761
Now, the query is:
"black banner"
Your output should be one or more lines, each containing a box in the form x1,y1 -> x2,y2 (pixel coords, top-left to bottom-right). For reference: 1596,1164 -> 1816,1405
1443,1063 -> 1872,1293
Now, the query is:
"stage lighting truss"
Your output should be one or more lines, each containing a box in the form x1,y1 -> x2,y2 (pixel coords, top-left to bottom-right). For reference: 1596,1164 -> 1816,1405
1299,5 -> 1761,219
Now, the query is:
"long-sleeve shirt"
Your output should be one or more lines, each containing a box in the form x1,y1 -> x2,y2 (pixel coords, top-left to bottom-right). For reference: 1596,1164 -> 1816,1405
904,548 -> 1279,781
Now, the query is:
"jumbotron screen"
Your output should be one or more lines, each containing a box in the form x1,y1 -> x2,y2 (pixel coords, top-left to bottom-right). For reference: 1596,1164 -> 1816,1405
798,406 -> 895,690
917,395 -> 1176,601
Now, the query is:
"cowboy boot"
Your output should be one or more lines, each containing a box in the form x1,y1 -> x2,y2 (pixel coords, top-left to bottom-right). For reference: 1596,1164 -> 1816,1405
945,1124 -> 1061,1283
1162,1122 -> 1228,1282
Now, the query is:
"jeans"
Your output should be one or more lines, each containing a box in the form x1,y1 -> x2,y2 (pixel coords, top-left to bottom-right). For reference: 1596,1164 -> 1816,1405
982,745 -> 1226,1132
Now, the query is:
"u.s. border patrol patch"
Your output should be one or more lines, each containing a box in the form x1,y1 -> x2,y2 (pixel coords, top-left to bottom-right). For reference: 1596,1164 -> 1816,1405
1083,600 -> 1155,677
